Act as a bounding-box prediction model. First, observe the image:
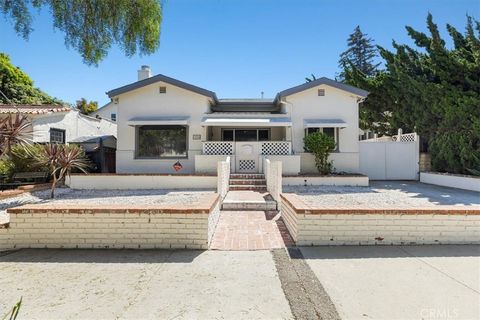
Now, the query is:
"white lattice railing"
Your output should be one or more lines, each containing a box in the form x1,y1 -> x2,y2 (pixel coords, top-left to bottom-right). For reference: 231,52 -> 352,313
392,132 -> 418,142
203,141 -> 234,155
203,141 -> 292,155
260,141 -> 292,155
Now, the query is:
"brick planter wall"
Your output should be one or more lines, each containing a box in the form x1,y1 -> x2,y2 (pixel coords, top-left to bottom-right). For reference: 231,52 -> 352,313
281,193 -> 480,246
0,194 -> 220,250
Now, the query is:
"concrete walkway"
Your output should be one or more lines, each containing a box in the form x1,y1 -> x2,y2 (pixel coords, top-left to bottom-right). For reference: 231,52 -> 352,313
300,245 -> 480,320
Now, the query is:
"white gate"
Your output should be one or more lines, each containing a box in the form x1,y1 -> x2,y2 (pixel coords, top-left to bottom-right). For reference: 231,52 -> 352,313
235,142 -> 259,173
359,132 -> 420,180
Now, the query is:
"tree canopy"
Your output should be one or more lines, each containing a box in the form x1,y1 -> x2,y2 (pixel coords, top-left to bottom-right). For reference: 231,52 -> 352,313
343,14 -> 480,175
0,0 -> 163,65
0,53 -> 61,104
76,98 -> 98,114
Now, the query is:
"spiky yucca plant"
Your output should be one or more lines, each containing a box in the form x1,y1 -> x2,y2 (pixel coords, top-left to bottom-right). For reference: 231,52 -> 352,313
0,114 -> 32,156
36,144 -> 90,198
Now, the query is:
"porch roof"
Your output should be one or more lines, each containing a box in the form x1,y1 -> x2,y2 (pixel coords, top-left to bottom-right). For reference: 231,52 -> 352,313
303,118 -> 348,128
201,116 -> 291,127
127,116 -> 190,126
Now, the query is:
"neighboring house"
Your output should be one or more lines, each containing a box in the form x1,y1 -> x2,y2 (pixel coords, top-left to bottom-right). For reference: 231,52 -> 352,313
0,105 -> 117,144
91,102 -> 117,122
107,66 -> 367,175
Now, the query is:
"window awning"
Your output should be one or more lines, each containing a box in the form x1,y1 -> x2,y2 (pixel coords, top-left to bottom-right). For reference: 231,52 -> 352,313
201,117 -> 292,127
127,116 -> 190,126
303,119 -> 348,128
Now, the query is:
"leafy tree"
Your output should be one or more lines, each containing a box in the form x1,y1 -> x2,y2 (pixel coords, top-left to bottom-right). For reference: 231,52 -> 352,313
338,26 -> 380,81
0,53 -> 61,104
0,0 -> 163,65
76,98 -> 98,114
304,132 -> 336,175
345,14 -> 480,174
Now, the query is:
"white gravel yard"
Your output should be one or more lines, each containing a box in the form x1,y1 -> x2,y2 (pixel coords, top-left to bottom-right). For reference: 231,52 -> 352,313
0,188 -> 215,217
283,181 -> 480,208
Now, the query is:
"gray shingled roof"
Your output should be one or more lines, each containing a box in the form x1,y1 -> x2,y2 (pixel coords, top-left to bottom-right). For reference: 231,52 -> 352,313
106,74 -> 218,101
275,77 -> 369,102
106,74 -> 368,104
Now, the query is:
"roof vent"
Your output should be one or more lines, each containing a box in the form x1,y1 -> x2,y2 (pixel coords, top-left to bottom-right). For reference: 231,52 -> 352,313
138,65 -> 152,81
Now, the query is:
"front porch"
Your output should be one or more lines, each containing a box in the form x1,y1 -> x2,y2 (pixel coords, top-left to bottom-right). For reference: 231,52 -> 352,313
195,140 -> 300,174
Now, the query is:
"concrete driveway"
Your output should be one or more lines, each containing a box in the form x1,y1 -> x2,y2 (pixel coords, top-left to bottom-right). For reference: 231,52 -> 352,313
300,245 -> 480,320
1,246 -> 479,319
0,249 -> 292,320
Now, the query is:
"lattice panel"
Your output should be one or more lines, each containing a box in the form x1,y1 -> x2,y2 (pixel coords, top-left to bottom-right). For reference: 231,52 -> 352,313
239,159 -> 256,171
203,142 -> 233,155
261,142 -> 291,155
392,133 -> 417,142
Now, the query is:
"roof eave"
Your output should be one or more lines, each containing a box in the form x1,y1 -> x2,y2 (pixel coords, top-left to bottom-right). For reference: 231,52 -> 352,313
106,74 -> 218,102
274,77 -> 369,103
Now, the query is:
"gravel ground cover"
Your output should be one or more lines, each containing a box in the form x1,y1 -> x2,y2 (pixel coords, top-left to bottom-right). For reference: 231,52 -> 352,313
283,181 -> 480,208
0,188 -> 215,217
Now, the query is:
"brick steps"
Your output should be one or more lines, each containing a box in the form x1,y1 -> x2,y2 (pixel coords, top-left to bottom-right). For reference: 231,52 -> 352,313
229,173 -> 266,192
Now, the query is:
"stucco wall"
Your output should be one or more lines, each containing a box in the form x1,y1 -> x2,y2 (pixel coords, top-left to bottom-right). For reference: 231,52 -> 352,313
420,172 -> 480,192
66,174 -> 217,189
284,84 -> 360,173
31,110 -> 117,142
115,81 -> 212,174
92,102 -> 118,121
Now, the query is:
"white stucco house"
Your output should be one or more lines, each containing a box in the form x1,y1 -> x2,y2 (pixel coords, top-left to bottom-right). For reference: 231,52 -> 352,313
107,66 -> 368,175
0,104 -> 117,144
92,102 -> 117,122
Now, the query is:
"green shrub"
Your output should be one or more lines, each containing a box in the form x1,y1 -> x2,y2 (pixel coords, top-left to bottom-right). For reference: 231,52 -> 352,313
0,144 -> 48,179
303,132 -> 336,175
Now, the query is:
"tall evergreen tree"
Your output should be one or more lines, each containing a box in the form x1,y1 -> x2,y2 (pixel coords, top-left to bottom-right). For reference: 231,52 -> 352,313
338,26 -> 380,81
345,14 -> 480,175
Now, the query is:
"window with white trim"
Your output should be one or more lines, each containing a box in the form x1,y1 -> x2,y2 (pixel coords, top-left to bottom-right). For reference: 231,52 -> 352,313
136,125 -> 187,159
50,128 -> 65,144
305,127 -> 338,151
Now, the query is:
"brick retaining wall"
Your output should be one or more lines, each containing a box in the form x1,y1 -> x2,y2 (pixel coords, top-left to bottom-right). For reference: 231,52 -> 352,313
0,194 -> 220,250
281,193 -> 480,246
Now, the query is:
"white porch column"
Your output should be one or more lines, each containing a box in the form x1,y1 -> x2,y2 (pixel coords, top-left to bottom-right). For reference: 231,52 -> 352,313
286,126 -> 293,154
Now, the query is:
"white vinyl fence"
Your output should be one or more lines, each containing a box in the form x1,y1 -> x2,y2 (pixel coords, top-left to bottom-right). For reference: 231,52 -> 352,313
359,131 -> 420,180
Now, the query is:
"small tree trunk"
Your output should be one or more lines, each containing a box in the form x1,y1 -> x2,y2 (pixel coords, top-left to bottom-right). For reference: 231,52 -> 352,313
50,174 -> 57,199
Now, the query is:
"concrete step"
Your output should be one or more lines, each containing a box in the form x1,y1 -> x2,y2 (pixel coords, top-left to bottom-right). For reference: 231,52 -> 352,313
230,173 -> 265,179
221,190 -> 277,211
229,179 -> 267,185
221,201 -> 277,211
229,185 -> 267,191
